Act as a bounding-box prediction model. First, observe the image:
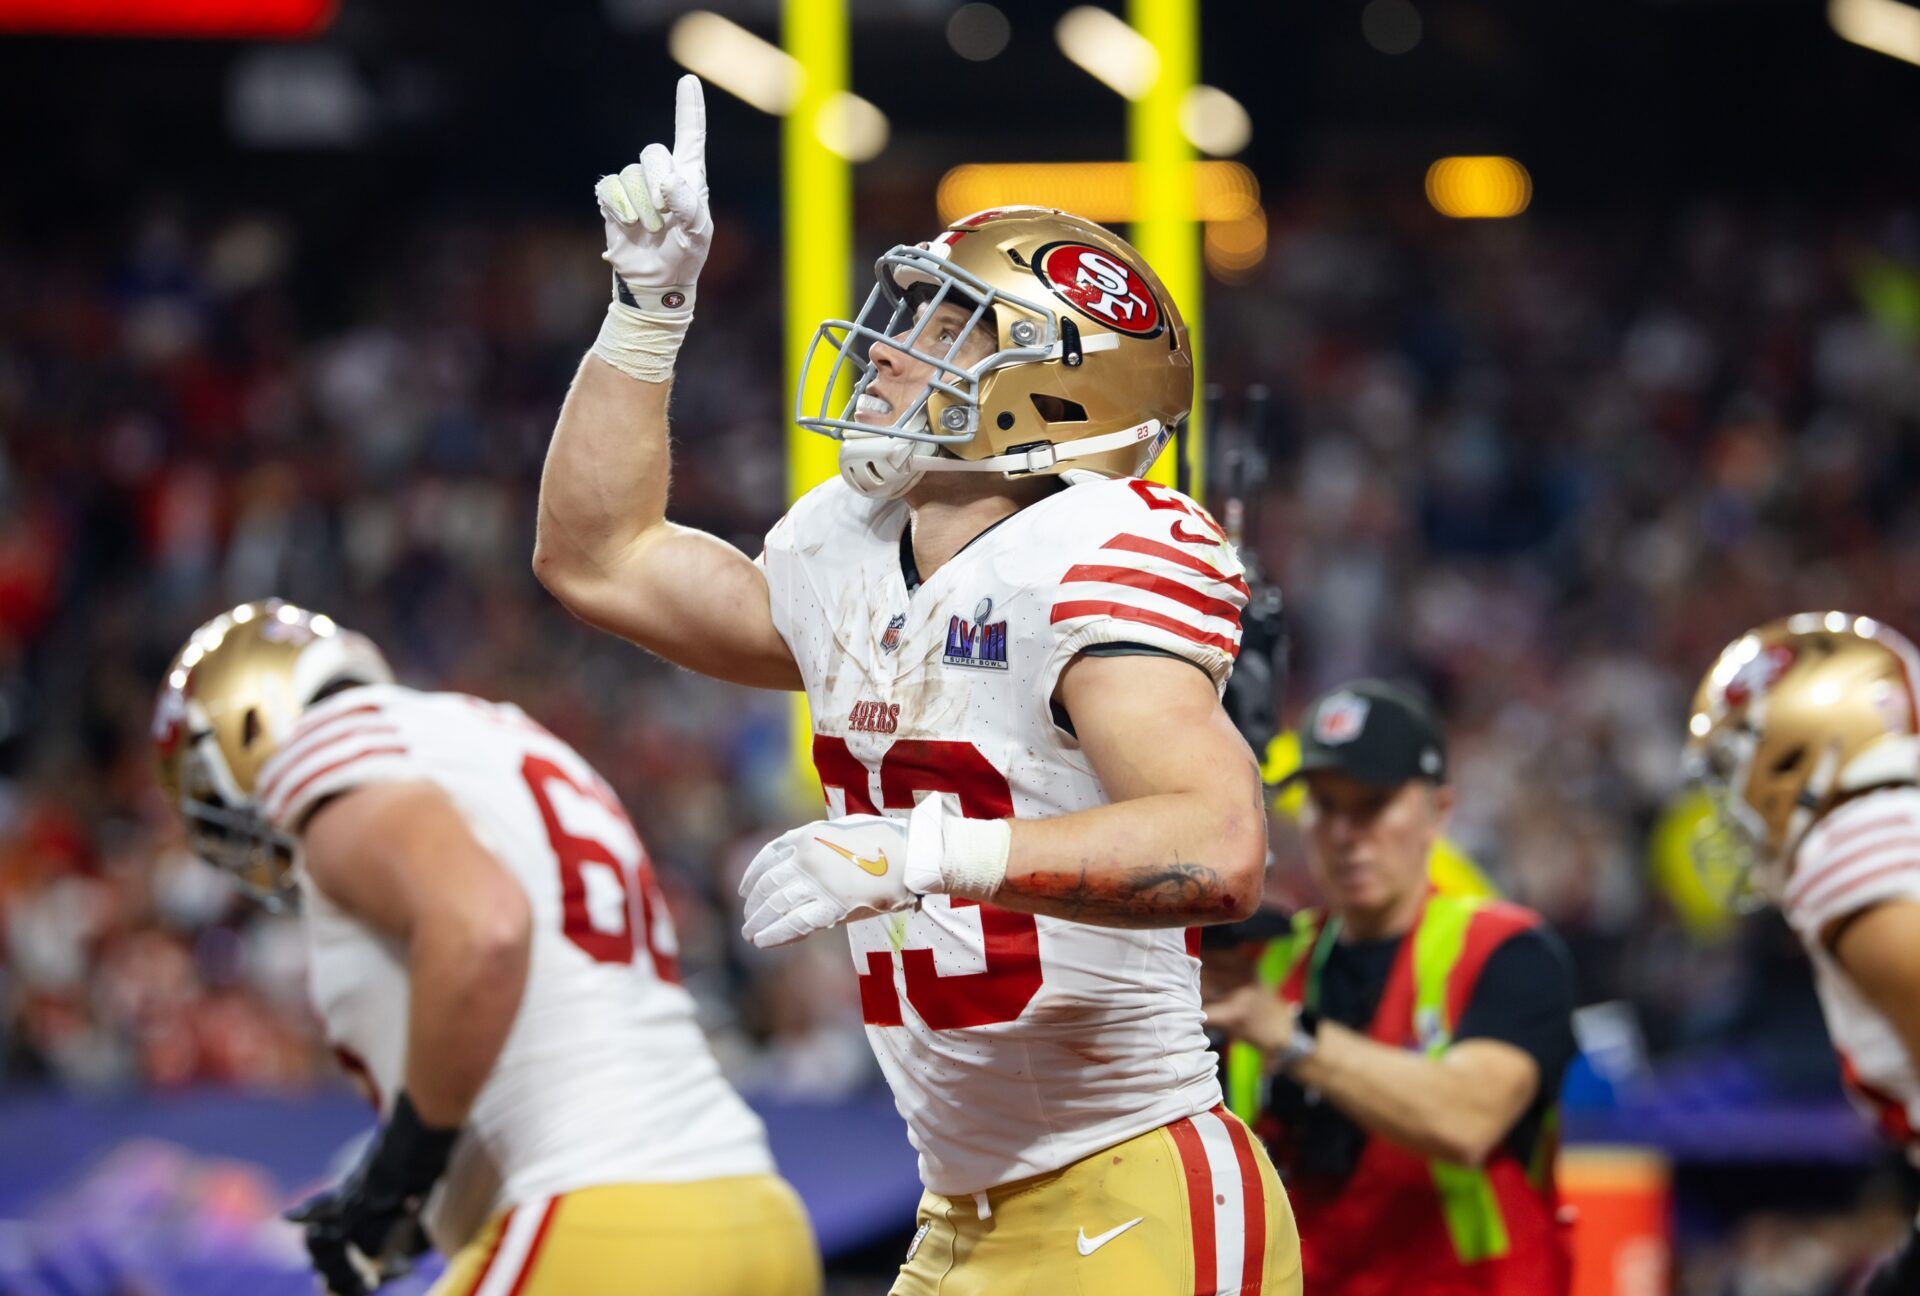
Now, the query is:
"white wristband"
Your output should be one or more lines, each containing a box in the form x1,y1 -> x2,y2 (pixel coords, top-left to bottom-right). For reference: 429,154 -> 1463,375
906,795 -> 1010,901
592,298 -> 692,384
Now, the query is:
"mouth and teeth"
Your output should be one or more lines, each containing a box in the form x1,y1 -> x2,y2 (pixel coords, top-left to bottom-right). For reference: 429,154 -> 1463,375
856,392 -> 895,419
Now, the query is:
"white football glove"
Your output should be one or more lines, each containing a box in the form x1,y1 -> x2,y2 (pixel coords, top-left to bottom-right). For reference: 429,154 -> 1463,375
738,798 -> 1014,949
591,74 -> 711,382
740,814 -> 917,950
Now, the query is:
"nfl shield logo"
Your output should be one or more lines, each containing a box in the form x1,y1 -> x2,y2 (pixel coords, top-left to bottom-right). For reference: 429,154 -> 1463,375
880,613 -> 906,655
1314,693 -> 1370,745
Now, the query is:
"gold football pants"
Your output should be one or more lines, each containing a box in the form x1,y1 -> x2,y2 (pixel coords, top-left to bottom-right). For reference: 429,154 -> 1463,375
431,1174 -> 822,1296
892,1106 -> 1301,1296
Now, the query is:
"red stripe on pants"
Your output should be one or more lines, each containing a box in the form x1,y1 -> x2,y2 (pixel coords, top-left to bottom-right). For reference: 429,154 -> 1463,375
1167,1116 -> 1218,1295
1223,1110 -> 1268,1295
462,1207 -> 515,1296
504,1197 -> 560,1296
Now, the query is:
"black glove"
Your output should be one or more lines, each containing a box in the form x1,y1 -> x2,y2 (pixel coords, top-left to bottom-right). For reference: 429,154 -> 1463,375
1863,1218 -> 1920,1296
285,1092 -> 458,1296
1223,582 -> 1287,763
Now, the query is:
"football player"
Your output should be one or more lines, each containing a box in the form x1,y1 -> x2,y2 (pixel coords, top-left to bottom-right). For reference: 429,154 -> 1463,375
536,77 -> 1300,1294
1686,612 -> 1920,1295
152,599 -> 820,1296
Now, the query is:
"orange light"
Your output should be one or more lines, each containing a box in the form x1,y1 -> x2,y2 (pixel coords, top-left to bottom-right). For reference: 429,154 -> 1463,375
938,161 -> 1266,283
1425,156 -> 1532,220
937,160 -> 1259,225
1203,212 -> 1267,282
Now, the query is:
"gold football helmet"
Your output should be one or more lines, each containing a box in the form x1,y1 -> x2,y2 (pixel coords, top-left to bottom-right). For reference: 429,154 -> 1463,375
797,207 -> 1193,499
152,599 -> 393,907
1684,612 -> 1920,900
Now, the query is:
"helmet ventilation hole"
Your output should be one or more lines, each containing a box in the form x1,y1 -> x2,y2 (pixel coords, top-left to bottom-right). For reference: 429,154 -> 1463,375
1771,745 -> 1806,775
1030,394 -> 1088,424
242,708 -> 262,749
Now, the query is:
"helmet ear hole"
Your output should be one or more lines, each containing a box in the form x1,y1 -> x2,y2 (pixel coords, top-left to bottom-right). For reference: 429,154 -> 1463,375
1030,394 -> 1087,424
242,708 -> 262,749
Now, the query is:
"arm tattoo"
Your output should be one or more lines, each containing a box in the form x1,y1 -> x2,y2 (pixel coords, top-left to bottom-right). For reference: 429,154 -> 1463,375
1017,856 -> 1239,928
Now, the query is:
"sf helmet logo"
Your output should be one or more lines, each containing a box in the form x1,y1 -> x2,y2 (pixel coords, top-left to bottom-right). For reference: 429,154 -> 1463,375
1035,242 -> 1163,338
1722,643 -> 1797,708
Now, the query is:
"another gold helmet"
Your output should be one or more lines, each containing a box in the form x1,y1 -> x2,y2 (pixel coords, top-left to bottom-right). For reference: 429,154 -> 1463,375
152,599 -> 393,908
797,207 -> 1193,499
1684,612 -> 1920,900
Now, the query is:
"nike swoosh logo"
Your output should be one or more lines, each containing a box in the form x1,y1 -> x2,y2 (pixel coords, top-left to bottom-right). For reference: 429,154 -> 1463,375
815,837 -> 889,877
1076,1217 -> 1144,1256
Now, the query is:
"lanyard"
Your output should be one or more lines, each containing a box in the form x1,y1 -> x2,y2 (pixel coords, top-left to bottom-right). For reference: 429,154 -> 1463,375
1302,914 -> 1343,1014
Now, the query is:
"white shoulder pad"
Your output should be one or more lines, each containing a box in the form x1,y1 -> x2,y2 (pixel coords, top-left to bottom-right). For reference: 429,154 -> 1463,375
256,684 -> 423,831
1036,477 -> 1250,694
1785,787 -> 1920,940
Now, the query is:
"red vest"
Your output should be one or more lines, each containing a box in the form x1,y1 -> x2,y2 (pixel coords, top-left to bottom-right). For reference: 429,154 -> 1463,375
1263,893 -> 1572,1296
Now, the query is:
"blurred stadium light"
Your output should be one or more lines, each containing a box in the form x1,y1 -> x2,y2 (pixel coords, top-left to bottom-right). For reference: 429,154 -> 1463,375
1360,0 -> 1423,56
1056,5 -> 1161,100
937,160 -> 1265,286
669,12 -> 801,114
815,90 -> 888,163
946,2 -> 1011,62
1829,0 -> 1920,66
1424,155 -> 1533,219
228,49 -> 372,149
1179,85 -> 1252,158
668,10 -> 888,159
936,160 -> 1259,224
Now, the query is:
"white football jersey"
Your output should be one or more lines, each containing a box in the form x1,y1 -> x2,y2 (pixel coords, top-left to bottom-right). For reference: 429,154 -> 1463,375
759,472 -> 1250,1196
256,685 -> 773,1250
1781,786 -> 1920,1152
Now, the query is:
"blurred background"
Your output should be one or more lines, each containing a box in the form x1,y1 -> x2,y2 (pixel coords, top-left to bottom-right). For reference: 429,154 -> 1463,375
3,0 -> 1920,1291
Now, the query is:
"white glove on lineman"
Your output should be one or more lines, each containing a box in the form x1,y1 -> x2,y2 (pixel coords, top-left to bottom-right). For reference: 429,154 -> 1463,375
738,798 -> 1013,949
591,74 -> 711,383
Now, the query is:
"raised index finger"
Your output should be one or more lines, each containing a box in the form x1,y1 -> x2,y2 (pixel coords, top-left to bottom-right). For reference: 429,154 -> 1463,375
673,74 -> 707,191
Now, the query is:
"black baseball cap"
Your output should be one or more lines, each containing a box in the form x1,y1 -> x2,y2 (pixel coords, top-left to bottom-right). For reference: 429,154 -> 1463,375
1285,679 -> 1448,788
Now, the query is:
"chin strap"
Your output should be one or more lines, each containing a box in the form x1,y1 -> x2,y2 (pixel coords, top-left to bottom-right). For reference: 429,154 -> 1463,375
839,418 -> 1165,499
916,419 -> 1164,476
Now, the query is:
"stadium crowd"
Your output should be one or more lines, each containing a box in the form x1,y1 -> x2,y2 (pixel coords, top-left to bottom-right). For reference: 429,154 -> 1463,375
3,190 -> 1918,1137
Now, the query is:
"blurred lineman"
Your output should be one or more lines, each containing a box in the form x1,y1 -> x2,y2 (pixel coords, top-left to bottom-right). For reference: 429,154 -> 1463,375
536,77 -> 1300,1295
1687,613 -> 1920,1296
152,600 -> 819,1296
1206,681 -> 1577,1296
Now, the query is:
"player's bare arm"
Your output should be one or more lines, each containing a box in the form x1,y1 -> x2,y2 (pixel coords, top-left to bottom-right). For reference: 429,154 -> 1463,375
533,75 -> 800,691
1829,898 -> 1920,1073
302,779 -> 532,1129
997,653 -> 1266,927
1205,988 -> 1539,1168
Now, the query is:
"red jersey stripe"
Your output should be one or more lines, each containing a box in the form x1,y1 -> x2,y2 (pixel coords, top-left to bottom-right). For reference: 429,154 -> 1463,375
1050,600 -> 1240,655
278,703 -> 384,757
1789,831 -> 1920,906
1167,1116 -> 1218,1295
1222,1110 -> 1267,1296
1798,855 -> 1920,919
266,745 -> 408,822
1100,534 -> 1252,598
1821,812 -> 1917,853
503,1198 -> 561,1296
461,1206 -> 515,1296
257,725 -> 400,803
1061,563 -> 1243,624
